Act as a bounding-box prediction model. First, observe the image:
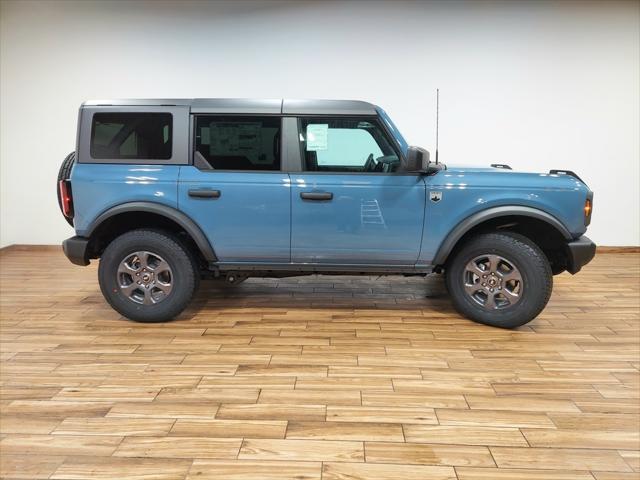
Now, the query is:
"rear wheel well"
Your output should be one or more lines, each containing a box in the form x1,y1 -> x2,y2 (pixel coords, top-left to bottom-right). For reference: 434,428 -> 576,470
87,212 -> 206,269
446,216 -> 570,274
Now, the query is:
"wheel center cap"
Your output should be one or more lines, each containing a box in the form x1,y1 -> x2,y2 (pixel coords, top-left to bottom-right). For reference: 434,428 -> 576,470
142,273 -> 151,283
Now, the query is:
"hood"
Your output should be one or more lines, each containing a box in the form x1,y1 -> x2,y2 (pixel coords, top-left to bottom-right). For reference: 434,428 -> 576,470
444,163 -> 520,174
433,161 -> 588,189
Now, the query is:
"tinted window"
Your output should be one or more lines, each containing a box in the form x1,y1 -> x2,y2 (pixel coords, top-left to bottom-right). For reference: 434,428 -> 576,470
194,116 -> 281,170
300,118 -> 399,173
91,113 -> 172,160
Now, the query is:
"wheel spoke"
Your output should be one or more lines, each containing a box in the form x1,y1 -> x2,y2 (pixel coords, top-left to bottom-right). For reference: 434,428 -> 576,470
120,283 -> 138,296
464,283 -> 480,295
138,252 -> 150,269
501,288 -> 520,304
487,255 -> 500,273
498,270 -> 519,282
154,282 -> 172,294
142,287 -> 154,305
465,260 -> 485,277
151,260 -> 170,274
484,292 -> 497,309
118,262 -> 138,275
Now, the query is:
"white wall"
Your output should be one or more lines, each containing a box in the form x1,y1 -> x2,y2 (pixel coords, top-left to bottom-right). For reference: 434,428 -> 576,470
1,0 -> 638,247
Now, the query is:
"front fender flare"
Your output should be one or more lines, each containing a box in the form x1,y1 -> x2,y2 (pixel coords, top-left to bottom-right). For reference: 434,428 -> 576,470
432,205 -> 572,266
86,202 -> 217,262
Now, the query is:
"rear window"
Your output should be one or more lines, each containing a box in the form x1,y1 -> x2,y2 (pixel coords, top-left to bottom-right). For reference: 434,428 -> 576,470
91,113 -> 172,160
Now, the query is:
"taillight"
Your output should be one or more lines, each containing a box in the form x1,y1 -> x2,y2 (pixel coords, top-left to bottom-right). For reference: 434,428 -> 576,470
584,196 -> 593,226
58,180 -> 74,219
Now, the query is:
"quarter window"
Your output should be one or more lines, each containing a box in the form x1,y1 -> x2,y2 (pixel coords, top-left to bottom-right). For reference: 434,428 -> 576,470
300,118 -> 400,173
91,113 -> 172,160
194,116 -> 281,171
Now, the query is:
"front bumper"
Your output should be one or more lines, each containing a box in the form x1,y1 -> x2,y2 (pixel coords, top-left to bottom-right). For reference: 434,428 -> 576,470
566,235 -> 596,274
62,236 -> 90,266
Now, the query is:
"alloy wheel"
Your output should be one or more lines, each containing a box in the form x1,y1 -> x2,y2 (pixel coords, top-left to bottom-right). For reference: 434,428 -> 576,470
462,254 -> 523,310
117,251 -> 173,305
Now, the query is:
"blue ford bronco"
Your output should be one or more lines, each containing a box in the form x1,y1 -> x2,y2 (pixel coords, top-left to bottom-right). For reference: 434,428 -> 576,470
58,98 -> 595,327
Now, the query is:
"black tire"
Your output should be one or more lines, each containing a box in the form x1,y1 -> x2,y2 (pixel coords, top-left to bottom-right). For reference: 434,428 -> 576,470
98,229 -> 199,322
57,152 -> 76,226
445,232 -> 552,328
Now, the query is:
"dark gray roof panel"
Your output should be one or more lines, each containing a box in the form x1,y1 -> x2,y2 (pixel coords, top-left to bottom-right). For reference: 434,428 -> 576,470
82,98 -> 379,115
191,98 -> 281,114
282,99 -> 377,115
82,99 -> 192,106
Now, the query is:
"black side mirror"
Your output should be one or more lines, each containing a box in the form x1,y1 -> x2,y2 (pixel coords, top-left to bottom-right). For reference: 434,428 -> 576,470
402,146 -> 431,172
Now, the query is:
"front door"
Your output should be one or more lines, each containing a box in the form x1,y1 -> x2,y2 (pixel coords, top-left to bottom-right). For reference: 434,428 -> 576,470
290,116 -> 425,265
178,115 -> 290,263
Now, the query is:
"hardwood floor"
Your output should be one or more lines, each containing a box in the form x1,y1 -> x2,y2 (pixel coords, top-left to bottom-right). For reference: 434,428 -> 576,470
0,249 -> 638,480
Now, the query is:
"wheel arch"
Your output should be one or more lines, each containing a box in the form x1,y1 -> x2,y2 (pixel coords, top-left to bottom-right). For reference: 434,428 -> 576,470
433,206 -> 572,270
85,202 -> 217,263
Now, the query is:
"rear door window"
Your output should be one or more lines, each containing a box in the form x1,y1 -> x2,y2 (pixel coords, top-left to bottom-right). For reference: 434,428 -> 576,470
91,112 -> 172,160
194,116 -> 281,171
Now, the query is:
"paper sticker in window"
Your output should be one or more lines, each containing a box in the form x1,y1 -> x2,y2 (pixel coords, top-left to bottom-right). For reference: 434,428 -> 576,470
306,124 -> 328,151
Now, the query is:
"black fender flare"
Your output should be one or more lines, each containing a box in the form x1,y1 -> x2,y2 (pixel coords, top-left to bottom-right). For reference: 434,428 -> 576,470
86,202 -> 217,262
432,205 -> 572,266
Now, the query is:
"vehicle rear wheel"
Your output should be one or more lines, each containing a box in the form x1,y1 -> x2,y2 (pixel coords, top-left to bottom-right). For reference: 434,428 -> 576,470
98,229 -> 198,322
445,232 -> 552,328
57,152 -> 75,226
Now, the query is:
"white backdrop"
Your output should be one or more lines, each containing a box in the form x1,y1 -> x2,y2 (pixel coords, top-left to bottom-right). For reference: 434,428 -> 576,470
1,0 -> 638,247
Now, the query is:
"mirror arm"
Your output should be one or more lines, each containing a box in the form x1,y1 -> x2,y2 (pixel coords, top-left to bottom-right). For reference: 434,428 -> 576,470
425,163 -> 446,175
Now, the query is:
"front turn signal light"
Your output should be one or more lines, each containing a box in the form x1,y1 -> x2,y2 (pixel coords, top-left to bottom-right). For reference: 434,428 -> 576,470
584,197 -> 592,226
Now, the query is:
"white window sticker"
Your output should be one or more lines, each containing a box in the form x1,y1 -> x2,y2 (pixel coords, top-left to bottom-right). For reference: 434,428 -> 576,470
306,124 -> 328,151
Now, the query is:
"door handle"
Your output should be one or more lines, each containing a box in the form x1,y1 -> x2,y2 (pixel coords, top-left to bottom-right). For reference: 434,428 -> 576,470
188,189 -> 221,199
300,192 -> 333,201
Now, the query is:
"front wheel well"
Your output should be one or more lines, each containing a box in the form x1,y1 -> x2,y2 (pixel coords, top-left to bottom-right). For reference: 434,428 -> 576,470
86,211 -> 206,269
443,216 -> 571,275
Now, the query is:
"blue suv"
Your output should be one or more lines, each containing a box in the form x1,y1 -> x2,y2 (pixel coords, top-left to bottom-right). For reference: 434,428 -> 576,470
58,98 -> 595,327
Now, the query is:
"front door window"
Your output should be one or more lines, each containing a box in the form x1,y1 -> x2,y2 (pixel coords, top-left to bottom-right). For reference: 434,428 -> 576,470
300,118 -> 400,173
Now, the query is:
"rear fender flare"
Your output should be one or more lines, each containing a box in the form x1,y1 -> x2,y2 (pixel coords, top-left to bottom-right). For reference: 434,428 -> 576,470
86,202 -> 217,262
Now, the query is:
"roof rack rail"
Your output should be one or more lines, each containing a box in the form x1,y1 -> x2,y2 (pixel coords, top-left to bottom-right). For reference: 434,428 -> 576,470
549,169 -> 585,184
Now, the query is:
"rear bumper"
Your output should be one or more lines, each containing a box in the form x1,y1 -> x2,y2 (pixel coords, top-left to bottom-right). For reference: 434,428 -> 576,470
62,236 -> 90,266
566,235 -> 596,274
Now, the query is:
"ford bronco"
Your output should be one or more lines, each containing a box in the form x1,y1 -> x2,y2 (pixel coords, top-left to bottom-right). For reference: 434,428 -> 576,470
58,98 -> 595,327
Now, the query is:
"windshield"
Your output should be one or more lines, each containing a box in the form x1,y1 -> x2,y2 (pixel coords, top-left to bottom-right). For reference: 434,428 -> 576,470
377,108 -> 409,155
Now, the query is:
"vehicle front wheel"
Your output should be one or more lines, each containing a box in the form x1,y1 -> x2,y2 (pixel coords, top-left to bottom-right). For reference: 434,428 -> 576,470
445,232 -> 552,328
98,229 -> 199,322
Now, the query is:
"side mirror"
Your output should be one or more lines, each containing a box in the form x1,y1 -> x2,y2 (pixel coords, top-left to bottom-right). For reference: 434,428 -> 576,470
402,146 -> 431,172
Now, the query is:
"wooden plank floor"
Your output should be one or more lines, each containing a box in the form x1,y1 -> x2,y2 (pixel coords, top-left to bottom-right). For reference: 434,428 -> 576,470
0,249 -> 638,480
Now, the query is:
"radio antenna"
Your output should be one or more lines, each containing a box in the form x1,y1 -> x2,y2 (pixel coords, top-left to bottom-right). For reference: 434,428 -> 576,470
435,88 -> 439,165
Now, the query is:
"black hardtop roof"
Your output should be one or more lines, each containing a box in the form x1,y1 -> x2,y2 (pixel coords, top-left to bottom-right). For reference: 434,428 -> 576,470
81,98 -> 379,115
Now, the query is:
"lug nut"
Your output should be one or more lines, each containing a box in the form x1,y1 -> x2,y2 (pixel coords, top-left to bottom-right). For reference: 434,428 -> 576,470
490,288 -> 494,292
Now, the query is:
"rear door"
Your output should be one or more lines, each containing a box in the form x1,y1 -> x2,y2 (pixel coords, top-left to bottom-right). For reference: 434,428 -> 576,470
290,116 -> 426,265
178,115 -> 290,263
